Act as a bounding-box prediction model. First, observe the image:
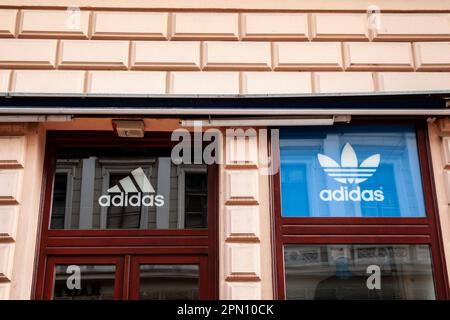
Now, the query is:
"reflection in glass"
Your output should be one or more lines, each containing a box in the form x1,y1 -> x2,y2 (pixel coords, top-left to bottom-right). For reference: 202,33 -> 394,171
49,147 -> 208,230
280,126 -> 426,217
106,173 -> 142,229
53,265 -> 116,300
284,244 -> 435,300
50,173 -> 68,229
139,264 -> 199,300
184,173 -> 208,228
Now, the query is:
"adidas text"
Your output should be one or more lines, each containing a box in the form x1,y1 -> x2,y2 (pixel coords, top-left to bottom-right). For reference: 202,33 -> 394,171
99,193 -> 165,207
319,186 -> 384,202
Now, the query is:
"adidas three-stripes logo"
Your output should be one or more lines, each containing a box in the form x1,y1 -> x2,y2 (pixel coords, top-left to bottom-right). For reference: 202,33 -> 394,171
98,167 -> 164,207
107,167 -> 155,193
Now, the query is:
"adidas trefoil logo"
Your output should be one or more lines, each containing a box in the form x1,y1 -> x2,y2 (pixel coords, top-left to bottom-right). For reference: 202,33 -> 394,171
318,143 -> 380,184
317,143 -> 384,202
98,167 -> 164,207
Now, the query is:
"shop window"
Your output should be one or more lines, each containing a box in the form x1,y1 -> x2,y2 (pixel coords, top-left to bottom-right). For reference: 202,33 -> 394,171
49,150 -> 208,230
52,265 -> 116,300
279,126 -> 425,217
284,244 -> 435,300
35,132 -> 218,300
273,122 -> 448,300
138,265 -> 199,300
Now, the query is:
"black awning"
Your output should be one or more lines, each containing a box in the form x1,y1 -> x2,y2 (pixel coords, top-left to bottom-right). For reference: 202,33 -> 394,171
0,91 -> 449,115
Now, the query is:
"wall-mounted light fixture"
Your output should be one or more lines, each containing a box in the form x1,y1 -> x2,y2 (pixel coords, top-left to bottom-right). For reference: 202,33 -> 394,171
112,119 -> 145,138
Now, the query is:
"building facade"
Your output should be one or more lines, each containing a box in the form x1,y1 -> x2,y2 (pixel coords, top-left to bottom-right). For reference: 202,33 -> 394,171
0,0 -> 450,300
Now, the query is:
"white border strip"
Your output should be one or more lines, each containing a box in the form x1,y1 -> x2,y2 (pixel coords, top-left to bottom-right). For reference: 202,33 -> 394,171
0,107 -> 449,115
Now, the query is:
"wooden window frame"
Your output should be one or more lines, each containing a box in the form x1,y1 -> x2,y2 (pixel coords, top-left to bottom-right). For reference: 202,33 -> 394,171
33,131 -> 219,300
270,119 -> 450,300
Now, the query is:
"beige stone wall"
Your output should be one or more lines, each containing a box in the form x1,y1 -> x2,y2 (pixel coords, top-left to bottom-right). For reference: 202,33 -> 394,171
219,128 -> 273,299
428,119 -> 450,282
0,124 -> 45,299
0,6 -> 449,95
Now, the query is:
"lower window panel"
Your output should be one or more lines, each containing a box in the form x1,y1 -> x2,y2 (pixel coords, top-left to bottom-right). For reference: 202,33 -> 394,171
138,264 -> 199,300
284,244 -> 436,300
53,265 -> 116,300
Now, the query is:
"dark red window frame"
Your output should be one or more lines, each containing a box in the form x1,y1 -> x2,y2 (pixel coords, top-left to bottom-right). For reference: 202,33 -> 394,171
270,119 -> 450,299
33,131 -> 219,299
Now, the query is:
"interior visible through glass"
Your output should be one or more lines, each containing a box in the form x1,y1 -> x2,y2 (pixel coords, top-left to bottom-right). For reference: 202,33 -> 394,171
138,264 -> 199,300
284,244 -> 436,300
49,147 -> 208,229
52,265 -> 116,300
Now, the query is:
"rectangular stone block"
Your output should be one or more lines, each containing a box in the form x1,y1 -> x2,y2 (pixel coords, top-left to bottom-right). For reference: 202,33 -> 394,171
0,171 -> 22,204
203,42 -> 271,70
88,71 -> 166,94
225,243 -> 260,279
344,42 -> 414,70
0,70 -> 10,93
274,42 -> 343,70
242,72 -> 312,94
312,13 -> 369,40
444,171 -> 450,204
313,72 -> 374,93
58,40 -> 129,69
169,72 -> 239,94
132,41 -> 200,70
241,13 -> 308,40
377,72 -> 450,91
373,14 -> 450,40
0,206 -> 18,239
0,39 -> 57,69
0,136 -> 26,168
225,170 -> 258,205
442,137 -> 450,168
225,206 -> 259,239
0,244 -> 14,280
171,13 -> 239,40
225,282 -> 261,300
0,283 -> 10,300
414,42 -> 450,71
92,11 -> 168,39
19,9 -> 90,38
12,70 -> 85,93
0,9 -> 17,38
225,128 -> 258,165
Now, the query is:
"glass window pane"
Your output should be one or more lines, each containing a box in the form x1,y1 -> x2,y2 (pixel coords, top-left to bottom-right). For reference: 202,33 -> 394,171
52,265 -> 116,300
184,172 -> 208,228
49,147 -> 208,229
139,264 -> 199,300
50,173 -> 68,229
106,173 -> 142,229
280,126 -> 426,217
284,244 -> 436,300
